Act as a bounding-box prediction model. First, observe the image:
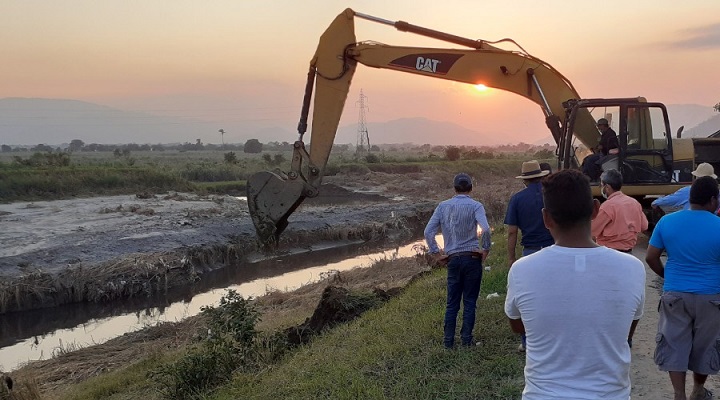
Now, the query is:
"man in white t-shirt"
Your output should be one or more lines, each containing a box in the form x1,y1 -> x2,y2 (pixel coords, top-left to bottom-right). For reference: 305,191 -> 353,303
505,169 -> 646,399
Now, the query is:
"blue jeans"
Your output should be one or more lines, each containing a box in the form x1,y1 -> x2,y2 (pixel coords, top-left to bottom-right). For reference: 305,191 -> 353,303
444,254 -> 483,348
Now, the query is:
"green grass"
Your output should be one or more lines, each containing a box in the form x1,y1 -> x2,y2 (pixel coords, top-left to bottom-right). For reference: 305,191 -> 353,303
0,165 -> 193,202
211,268 -> 522,400
60,351 -> 181,400
0,149 -> 541,203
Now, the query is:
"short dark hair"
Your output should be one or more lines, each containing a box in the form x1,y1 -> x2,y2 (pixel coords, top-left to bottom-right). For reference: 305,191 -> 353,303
600,169 -> 622,191
690,176 -> 719,206
542,169 -> 594,228
539,162 -> 553,173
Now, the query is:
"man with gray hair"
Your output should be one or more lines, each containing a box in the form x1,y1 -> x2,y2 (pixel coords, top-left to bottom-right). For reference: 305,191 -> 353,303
591,169 -> 648,253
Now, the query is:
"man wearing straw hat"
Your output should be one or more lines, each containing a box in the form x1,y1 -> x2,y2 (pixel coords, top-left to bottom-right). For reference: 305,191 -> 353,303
504,160 -> 554,352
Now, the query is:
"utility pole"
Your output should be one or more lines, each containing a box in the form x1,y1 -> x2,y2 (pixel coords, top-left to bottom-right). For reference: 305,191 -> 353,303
356,90 -> 370,153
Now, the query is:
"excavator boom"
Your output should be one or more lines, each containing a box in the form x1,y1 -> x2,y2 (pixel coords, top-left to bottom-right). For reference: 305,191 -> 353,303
247,9 -> 599,245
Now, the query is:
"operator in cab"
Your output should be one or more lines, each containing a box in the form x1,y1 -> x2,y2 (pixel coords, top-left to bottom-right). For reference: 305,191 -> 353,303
582,118 -> 619,181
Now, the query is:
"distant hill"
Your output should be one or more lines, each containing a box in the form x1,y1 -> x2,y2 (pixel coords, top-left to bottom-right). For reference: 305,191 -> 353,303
0,98 -> 221,145
3,98 -> 716,147
665,104 -> 716,135
684,113 -> 720,138
336,117 -> 505,147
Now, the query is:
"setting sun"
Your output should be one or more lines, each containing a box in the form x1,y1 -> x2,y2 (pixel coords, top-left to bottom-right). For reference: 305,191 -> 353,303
474,84 -> 488,92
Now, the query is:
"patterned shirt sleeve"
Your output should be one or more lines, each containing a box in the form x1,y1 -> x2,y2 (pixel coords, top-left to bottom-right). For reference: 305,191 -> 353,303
424,205 -> 442,254
475,203 -> 492,250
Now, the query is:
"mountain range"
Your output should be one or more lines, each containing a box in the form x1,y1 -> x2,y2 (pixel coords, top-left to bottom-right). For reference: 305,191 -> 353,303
1,98 -> 719,147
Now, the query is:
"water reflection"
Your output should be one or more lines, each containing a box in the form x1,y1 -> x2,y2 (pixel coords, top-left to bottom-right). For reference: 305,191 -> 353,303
0,236 -> 437,371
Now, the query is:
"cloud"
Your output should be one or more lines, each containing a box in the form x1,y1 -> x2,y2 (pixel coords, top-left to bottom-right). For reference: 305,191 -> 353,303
668,22 -> 720,50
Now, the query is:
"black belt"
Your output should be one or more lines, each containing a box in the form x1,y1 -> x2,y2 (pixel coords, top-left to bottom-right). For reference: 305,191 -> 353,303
448,251 -> 481,259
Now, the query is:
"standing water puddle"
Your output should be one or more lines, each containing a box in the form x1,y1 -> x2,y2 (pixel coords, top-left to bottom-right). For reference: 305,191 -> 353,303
0,236 -> 440,371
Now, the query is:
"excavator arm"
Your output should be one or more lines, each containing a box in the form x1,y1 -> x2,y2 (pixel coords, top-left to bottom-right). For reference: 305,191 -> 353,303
247,8 -> 598,245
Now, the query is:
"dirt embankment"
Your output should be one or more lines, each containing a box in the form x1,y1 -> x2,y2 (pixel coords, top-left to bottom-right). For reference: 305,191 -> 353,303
0,182 -> 435,314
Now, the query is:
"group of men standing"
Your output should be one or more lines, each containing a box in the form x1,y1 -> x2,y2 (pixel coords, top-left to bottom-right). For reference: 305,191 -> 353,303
425,157 -> 720,399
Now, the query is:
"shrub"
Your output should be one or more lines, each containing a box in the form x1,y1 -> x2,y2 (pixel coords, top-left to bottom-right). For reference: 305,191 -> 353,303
533,149 -> 555,159
151,290 -> 261,399
444,146 -> 461,161
364,153 -> 380,163
243,139 -> 263,154
224,151 -> 238,164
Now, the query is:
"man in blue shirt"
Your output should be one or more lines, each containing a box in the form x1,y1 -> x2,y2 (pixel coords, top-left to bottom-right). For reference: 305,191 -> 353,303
651,163 -> 716,213
646,176 -> 720,400
505,160 -> 554,265
424,173 -> 491,349
504,160 -> 554,351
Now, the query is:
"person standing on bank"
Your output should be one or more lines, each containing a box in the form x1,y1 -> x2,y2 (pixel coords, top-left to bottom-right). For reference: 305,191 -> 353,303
591,169 -> 648,253
505,170 -> 645,399
505,160 -> 554,266
425,173 -> 492,349
646,176 -> 720,400
504,160 -> 555,352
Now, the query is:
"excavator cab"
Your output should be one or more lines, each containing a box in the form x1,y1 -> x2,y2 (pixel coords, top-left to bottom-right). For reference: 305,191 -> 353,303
562,98 -> 676,198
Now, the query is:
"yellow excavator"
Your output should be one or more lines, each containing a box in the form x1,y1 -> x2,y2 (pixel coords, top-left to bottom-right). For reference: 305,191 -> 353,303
247,8 -> 720,244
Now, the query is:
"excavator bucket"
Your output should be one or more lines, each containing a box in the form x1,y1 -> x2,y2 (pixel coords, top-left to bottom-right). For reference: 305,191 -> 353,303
247,171 -> 307,245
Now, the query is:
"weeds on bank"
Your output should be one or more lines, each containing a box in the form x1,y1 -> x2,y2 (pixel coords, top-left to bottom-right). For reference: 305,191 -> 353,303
149,290 -> 268,399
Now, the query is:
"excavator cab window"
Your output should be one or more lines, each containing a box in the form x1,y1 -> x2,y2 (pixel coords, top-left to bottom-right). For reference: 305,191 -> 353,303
620,104 -> 673,184
567,101 -> 673,185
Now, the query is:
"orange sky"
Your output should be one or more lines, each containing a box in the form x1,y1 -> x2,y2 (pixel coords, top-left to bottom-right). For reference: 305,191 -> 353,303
2,0 -> 719,144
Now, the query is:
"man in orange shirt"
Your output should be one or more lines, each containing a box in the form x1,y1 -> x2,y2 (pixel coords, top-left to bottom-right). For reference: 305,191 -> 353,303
591,169 -> 648,253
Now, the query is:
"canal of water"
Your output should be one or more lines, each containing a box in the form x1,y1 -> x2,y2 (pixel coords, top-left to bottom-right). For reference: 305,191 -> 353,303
0,235 -> 437,371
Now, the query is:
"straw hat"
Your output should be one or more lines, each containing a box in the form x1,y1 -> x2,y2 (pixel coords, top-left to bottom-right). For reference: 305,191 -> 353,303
691,162 -> 717,179
516,160 -> 551,179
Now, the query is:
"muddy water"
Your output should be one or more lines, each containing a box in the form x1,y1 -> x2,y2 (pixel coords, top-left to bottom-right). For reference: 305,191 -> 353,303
0,236 -> 438,372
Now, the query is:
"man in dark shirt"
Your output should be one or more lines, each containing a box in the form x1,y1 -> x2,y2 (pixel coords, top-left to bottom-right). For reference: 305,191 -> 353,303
582,118 -> 619,180
504,160 -> 555,351
597,118 -> 619,156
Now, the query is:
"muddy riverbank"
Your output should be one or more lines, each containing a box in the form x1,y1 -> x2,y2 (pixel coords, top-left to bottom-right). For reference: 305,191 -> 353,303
0,183 -> 435,314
